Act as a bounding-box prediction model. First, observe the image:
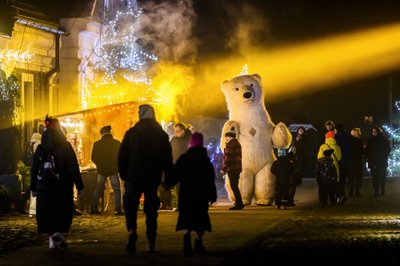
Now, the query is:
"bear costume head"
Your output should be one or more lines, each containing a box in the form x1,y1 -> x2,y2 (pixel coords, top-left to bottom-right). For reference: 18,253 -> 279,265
221,74 -> 263,112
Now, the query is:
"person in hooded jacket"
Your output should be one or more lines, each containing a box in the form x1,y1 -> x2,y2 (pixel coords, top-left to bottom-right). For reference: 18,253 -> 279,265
365,126 -> 391,197
317,131 -> 342,204
30,116 -> 84,249
165,132 -> 217,255
118,104 -> 174,254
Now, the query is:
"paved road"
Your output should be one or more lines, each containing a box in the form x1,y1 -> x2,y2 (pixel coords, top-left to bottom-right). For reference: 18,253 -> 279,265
1,177 -> 400,265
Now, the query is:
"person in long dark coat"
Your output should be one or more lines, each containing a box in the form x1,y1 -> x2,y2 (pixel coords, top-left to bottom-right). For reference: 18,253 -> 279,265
118,104 -> 174,254
365,126 -> 391,197
166,132 -> 217,255
291,126 -> 307,206
30,116 -> 83,249
334,123 -> 351,204
348,128 -> 364,197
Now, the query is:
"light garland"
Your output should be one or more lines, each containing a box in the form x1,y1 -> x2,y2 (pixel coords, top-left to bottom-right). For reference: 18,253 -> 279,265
82,3 -> 159,109
383,100 -> 400,176
93,6 -> 157,85
240,64 -> 249,75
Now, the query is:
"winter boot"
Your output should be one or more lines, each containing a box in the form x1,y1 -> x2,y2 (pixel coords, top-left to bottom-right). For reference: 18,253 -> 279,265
146,234 -> 157,254
183,233 -> 192,255
194,239 -> 205,254
126,232 -> 137,254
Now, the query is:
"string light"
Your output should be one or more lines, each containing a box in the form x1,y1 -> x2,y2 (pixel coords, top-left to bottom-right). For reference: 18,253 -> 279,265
82,3 -> 161,109
383,100 -> 400,176
240,64 -> 249,75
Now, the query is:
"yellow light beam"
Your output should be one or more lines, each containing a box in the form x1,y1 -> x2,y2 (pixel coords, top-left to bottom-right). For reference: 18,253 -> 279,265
198,22 -> 400,103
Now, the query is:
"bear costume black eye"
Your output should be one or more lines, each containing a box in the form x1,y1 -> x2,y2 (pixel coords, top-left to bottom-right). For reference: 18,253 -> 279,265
235,88 -> 239,91
250,83 -> 253,86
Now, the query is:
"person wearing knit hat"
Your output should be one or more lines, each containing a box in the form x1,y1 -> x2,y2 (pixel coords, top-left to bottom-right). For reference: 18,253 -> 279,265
325,131 -> 335,139
317,128 -> 342,203
90,124 -> 123,216
165,131 -> 217,255
220,126 -> 244,210
224,129 -> 236,138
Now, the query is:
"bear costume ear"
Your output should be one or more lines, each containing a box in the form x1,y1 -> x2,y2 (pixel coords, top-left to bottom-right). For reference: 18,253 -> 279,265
252,74 -> 261,81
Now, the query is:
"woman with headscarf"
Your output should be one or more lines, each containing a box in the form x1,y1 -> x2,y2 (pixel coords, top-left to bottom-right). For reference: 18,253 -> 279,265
30,116 -> 83,249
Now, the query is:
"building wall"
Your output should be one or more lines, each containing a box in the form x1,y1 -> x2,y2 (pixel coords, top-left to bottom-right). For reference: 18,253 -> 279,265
0,22 -> 57,142
59,17 -> 96,115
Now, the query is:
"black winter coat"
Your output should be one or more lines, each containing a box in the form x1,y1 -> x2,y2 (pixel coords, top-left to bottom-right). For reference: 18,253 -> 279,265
30,129 -> 83,234
91,134 -> 121,176
172,147 -> 217,232
118,119 -> 174,187
366,134 -> 391,169
271,156 -> 294,188
349,136 -> 364,177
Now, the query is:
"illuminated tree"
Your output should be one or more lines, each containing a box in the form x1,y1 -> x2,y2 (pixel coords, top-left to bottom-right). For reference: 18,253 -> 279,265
383,101 -> 400,176
0,69 -> 22,175
0,69 -> 21,128
85,0 -> 157,108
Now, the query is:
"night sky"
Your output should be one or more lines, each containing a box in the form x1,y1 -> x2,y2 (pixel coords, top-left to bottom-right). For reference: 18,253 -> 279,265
15,0 -> 400,135
191,0 -> 400,134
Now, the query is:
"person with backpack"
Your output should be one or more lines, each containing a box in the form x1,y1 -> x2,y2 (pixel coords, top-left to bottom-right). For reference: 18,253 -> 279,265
317,131 -> 342,203
30,116 -> 84,249
315,149 -> 338,206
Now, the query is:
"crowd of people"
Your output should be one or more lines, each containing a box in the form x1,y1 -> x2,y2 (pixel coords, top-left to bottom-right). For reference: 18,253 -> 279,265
267,119 -> 391,210
22,105 -> 392,255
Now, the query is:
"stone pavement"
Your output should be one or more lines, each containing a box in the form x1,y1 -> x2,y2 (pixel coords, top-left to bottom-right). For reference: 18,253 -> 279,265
1,177 -> 400,265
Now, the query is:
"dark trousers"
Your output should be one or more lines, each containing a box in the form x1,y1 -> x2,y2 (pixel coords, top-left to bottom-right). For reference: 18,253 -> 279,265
318,182 -> 337,205
275,181 -> 289,207
124,181 -> 160,239
337,166 -> 348,199
348,164 -> 363,194
228,171 -> 243,206
288,185 -> 296,205
371,166 -> 387,195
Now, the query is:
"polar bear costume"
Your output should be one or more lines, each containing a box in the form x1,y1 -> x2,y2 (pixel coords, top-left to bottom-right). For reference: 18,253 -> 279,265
221,74 -> 292,205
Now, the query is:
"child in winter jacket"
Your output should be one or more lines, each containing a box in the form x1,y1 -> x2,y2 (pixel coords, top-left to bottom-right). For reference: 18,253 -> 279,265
315,149 -> 338,206
271,148 -> 294,210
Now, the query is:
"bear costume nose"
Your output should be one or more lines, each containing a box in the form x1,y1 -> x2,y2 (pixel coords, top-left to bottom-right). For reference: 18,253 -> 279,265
243,92 -> 252,99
